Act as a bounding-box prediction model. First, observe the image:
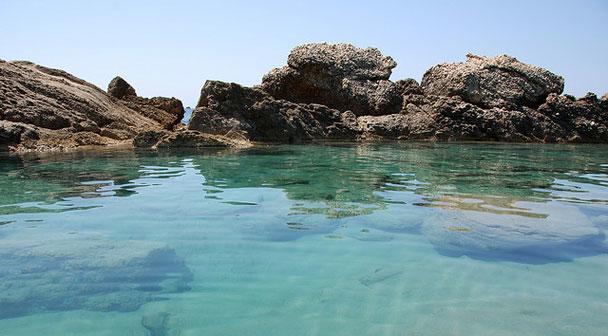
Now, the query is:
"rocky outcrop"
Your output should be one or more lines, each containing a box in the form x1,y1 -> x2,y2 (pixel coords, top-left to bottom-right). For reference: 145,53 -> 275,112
261,43 -> 403,116
3,44 -> 607,151
0,60 -> 184,151
188,80 -> 358,142
107,76 -> 184,129
421,54 -> 565,109
189,43 -> 606,143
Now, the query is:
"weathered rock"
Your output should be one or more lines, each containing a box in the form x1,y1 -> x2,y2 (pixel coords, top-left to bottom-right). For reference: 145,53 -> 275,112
0,60 -> 184,151
107,76 -> 137,99
395,78 -> 423,96
537,92 -> 608,142
189,80 -> 358,142
134,128 -> 252,149
107,76 -> 184,129
421,54 -> 565,109
261,43 -> 402,116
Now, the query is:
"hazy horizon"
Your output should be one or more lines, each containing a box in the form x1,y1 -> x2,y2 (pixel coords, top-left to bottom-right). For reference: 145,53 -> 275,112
1,0 -> 607,107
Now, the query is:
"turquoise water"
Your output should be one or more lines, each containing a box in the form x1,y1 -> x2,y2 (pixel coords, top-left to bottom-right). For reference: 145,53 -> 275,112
1,143 -> 607,335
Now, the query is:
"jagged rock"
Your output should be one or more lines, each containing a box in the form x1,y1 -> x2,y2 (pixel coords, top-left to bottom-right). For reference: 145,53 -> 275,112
537,92 -> 608,142
107,76 -> 137,99
134,129 -> 251,149
261,43 -> 402,116
395,78 -> 423,96
421,54 -> 565,109
188,80 -> 358,142
0,60 -> 183,151
107,76 -> 184,129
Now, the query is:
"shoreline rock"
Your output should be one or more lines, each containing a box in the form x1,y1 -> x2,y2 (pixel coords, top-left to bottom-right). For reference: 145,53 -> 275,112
2,44 -> 607,152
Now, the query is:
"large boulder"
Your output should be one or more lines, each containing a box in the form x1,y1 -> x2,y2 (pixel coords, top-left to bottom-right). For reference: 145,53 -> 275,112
421,54 -> 565,109
107,76 -> 137,99
261,43 -> 403,116
188,80 -> 358,142
0,60 -> 184,151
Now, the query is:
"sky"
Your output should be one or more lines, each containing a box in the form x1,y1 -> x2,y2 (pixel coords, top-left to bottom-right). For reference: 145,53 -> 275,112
1,0 -> 607,107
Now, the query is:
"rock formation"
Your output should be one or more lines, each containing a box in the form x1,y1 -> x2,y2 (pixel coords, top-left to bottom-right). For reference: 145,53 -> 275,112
2,43 -> 607,152
188,80 -> 358,142
260,43 -> 403,116
421,54 -> 565,109
107,76 -> 185,129
189,43 -> 607,144
0,231 -> 192,319
0,60 -> 186,151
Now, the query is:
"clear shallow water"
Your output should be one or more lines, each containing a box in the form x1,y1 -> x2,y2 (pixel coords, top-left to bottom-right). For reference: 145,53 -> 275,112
0,143 -> 607,335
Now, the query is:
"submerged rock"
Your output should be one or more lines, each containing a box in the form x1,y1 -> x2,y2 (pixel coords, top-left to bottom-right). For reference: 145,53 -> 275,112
421,54 -> 565,109
261,43 -> 403,116
0,232 -> 192,319
421,202 -> 605,263
142,312 -> 171,336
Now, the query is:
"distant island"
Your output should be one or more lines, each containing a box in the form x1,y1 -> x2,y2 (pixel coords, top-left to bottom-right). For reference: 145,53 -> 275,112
1,43 -> 607,152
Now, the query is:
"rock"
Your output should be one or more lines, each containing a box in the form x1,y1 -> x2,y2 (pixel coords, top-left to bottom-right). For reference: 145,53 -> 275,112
107,76 -> 184,129
537,92 -> 608,142
422,203 -> 604,263
107,76 -> 137,99
0,232 -> 192,319
134,128 -> 252,149
421,54 -> 565,109
188,80 -> 358,142
395,78 -> 423,96
0,60 -> 183,152
261,43 -> 402,116
141,312 -> 171,336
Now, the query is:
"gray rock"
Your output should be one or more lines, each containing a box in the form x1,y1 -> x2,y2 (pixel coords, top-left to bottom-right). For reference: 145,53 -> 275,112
421,54 -> 565,109
286,43 -> 397,80
261,43 -> 402,116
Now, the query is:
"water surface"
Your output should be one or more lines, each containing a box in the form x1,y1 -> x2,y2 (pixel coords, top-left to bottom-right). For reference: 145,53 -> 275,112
1,143 -> 607,335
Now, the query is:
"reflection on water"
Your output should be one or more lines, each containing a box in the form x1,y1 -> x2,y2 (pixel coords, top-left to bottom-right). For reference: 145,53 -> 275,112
0,143 -> 607,335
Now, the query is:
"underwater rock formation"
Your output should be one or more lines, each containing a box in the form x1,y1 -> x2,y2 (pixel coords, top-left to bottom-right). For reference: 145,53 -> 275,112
0,232 -> 192,319
141,312 -> 171,336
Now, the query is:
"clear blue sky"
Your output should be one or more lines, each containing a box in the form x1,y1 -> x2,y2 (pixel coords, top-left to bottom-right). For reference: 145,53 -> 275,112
1,0 -> 607,106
